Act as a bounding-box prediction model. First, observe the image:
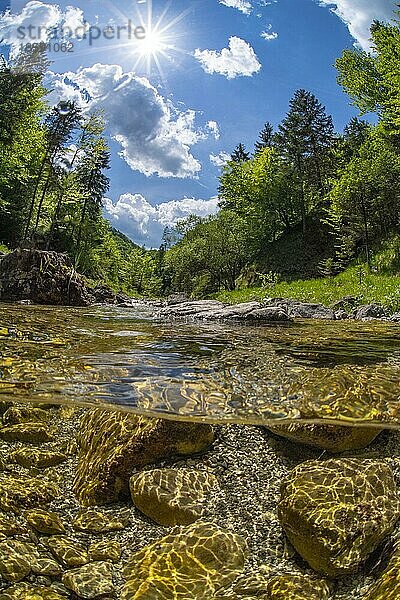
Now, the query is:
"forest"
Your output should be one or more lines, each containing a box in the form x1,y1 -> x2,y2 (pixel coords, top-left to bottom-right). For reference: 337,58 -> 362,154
1,15 -> 400,304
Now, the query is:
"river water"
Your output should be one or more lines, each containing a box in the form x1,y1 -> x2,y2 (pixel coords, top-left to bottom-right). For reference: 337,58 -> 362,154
1,303 -> 400,427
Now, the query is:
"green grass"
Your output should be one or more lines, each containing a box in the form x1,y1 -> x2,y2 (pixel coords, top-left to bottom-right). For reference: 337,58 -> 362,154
214,265 -> 400,312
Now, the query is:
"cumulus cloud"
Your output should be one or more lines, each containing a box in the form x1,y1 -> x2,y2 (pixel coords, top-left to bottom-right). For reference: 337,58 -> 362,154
210,151 -> 231,167
0,1 -> 87,53
194,36 -> 262,79
206,120 -> 221,140
219,0 -> 253,15
46,64 -> 217,178
104,194 -> 219,247
318,0 -> 397,51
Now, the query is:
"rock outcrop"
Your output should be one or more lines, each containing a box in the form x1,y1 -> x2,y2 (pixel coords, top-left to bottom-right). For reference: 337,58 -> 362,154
0,249 -> 91,306
73,410 -> 214,506
278,458 -> 400,577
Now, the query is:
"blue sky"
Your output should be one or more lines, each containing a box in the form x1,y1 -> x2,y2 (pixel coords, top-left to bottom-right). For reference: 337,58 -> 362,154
0,0 -> 397,246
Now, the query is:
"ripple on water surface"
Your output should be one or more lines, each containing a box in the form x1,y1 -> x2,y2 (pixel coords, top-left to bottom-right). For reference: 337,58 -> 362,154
1,304 -> 400,427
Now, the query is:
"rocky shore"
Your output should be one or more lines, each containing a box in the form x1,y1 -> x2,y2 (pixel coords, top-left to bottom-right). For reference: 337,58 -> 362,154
0,402 -> 400,598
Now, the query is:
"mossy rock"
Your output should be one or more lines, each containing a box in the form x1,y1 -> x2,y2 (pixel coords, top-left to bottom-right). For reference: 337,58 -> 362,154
268,423 -> 382,453
362,541 -> 400,599
25,508 -> 65,534
73,509 -> 129,533
122,521 -> 246,599
0,423 -> 52,444
62,561 -> 114,599
45,536 -> 88,568
73,410 -> 214,506
278,458 -> 400,577
11,448 -> 67,469
0,474 -> 59,512
0,584 -> 66,600
130,468 -> 218,526
2,406 -> 51,426
89,540 -> 121,562
264,574 -> 332,599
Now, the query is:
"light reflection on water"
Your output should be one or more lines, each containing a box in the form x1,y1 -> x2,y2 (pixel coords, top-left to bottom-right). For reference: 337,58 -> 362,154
1,303 -> 400,427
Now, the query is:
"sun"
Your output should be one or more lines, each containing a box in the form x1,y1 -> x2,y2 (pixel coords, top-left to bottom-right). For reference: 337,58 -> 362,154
138,27 -> 167,58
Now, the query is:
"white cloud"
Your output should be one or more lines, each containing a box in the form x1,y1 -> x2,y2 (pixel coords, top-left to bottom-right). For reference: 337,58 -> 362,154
210,151 -> 231,167
104,194 -> 219,247
318,0 -> 397,51
206,120 -> 221,140
261,24 -> 278,40
219,0 -> 253,15
46,64 -> 216,179
0,1 -> 88,53
194,36 -> 262,79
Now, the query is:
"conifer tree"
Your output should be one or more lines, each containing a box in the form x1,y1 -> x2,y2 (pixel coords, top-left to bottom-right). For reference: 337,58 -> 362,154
254,122 -> 274,153
231,143 -> 250,163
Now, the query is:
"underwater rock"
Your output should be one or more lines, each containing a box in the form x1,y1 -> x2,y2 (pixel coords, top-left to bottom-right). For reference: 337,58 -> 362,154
89,540 -> 121,562
0,584 -> 66,600
2,406 -> 51,426
267,423 -> 382,453
361,540 -> 400,599
73,509 -> 130,533
0,249 -> 91,306
25,508 -> 65,535
0,514 -> 26,536
73,410 -> 214,506
121,521 -> 246,599
278,458 -> 400,577
62,561 -> 114,599
263,574 -> 332,599
45,536 -> 89,568
31,555 -> 63,577
130,468 -> 218,526
11,448 -> 68,469
0,423 -> 52,444
0,475 -> 59,512
0,540 -> 32,582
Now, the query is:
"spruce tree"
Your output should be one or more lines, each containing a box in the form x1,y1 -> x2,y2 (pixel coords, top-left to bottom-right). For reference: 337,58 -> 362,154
231,143 -> 250,163
254,122 -> 274,153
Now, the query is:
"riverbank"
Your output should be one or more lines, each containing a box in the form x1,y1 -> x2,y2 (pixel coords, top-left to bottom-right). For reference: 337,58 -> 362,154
213,265 -> 400,315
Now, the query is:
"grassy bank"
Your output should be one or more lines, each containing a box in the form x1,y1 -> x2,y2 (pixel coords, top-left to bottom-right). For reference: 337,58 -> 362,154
214,266 -> 400,312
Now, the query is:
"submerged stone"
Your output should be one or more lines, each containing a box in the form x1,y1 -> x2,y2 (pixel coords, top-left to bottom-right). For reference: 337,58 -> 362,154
122,521 -> 246,599
362,541 -> 400,599
0,584 -> 66,600
0,514 -> 26,536
89,540 -> 121,562
0,540 -> 32,582
11,448 -> 68,469
2,406 -> 51,426
62,561 -> 114,599
0,423 -> 52,444
0,475 -> 59,512
73,410 -> 214,506
45,536 -> 89,568
264,574 -> 332,599
278,458 -> 400,577
73,509 -> 129,533
268,423 -> 382,453
25,508 -> 65,534
130,468 -> 218,526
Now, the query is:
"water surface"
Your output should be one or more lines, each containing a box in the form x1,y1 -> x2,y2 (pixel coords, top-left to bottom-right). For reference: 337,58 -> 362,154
1,304 -> 400,427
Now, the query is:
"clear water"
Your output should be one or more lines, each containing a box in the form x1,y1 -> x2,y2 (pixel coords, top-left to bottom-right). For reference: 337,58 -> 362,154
1,303 -> 400,427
